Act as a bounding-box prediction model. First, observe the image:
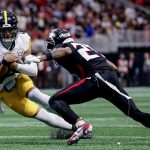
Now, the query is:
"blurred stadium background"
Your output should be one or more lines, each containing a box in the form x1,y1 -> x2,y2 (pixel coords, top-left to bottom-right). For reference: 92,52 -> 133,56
0,0 -> 150,89
0,0 -> 150,149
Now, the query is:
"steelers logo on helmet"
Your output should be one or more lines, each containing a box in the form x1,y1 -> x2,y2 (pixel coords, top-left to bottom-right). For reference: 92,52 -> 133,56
46,29 -> 74,51
0,10 -> 18,50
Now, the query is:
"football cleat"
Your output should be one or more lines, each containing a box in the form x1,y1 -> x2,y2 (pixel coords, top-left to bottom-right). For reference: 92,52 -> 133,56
67,122 -> 92,145
83,124 -> 93,139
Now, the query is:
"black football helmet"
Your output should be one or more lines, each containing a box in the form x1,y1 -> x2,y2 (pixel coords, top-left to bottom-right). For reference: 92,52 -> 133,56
0,10 -> 18,50
46,29 -> 74,50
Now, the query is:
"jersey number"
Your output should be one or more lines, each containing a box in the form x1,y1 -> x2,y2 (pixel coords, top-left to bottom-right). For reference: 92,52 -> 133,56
72,43 -> 99,61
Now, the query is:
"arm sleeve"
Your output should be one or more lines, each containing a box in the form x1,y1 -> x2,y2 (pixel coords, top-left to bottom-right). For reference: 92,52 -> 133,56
16,63 -> 38,76
55,43 -> 74,55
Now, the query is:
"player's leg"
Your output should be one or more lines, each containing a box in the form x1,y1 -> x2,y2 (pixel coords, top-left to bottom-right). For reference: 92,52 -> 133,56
49,77 -> 98,124
17,74 -> 57,112
17,73 -> 50,109
27,87 -> 52,110
107,88 -> 150,128
49,77 -> 97,144
27,88 -> 80,139
95,71 -> 150,128
34,107 -> 74,130
16,73 -> 75,130
1,87 -> 74,130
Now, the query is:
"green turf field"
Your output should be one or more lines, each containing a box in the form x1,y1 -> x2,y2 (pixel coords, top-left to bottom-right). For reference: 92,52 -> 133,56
0,87 -> 150,150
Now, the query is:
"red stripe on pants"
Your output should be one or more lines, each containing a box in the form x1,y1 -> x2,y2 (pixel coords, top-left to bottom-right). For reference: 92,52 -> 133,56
57,78 -> 87,96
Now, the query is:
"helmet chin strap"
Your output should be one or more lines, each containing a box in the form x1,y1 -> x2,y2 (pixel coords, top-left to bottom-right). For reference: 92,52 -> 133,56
1,32 -> 17,50
2,40 -> 15,51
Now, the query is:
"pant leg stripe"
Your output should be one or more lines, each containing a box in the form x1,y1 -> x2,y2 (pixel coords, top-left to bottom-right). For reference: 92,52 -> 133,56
95,73 -> 131,100
56,78 -> 87,96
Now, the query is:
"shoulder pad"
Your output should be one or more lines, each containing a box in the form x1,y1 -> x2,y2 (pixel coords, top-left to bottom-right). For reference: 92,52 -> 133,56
18,32 -> 30,39
18,32 -> 31,51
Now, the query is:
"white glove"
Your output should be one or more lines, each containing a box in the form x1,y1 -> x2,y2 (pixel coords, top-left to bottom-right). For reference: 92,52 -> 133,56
24,55 -> 41,64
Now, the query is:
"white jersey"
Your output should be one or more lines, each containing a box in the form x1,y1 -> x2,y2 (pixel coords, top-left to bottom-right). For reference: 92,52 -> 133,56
0,32 -> 31,62
0,32 -> 31,91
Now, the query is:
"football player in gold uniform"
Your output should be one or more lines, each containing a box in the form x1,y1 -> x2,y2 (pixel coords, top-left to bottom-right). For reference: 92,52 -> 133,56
0,10 -> 75,132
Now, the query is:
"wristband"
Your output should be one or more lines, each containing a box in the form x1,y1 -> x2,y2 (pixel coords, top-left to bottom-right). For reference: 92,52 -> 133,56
45,51 -> 53,61
1,59 -> 12,67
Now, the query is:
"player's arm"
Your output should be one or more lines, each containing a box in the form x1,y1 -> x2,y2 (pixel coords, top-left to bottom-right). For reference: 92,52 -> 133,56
0,64 -> 8,79
39,47 -> 72,62
106,60 -> 118,71
9,49 -> 38,76
0,53 -> 19,79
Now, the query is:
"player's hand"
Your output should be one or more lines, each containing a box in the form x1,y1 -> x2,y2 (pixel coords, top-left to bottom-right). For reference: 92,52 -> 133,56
4,53 -> 20,63
9,62 -> 18,70
24,55 -> 41,63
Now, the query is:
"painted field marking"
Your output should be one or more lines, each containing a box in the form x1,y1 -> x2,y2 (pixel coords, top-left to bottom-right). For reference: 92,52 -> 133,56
0,135 -> 150,140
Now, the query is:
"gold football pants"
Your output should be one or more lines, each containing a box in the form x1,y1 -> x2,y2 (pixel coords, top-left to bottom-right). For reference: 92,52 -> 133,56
0,73 -> 40,117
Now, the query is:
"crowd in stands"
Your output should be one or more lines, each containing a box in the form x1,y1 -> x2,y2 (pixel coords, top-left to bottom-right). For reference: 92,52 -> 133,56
0,0 -> 150,88
117,52 -> 150,87
1,0 -> 150,40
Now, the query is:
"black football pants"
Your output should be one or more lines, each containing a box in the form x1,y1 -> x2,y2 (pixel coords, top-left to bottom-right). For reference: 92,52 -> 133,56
49,70 -> 150,128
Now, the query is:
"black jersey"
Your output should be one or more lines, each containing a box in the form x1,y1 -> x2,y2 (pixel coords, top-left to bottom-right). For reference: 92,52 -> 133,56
55,42 -> 110,78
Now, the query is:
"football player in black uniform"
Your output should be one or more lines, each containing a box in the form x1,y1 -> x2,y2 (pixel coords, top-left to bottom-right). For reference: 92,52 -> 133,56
27,29 -> 150,145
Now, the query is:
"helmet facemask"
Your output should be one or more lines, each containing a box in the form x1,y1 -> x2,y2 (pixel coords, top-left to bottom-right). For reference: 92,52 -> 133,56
46,29 -> 74,51
0,26 -> 18,50
46,32 -> 56,51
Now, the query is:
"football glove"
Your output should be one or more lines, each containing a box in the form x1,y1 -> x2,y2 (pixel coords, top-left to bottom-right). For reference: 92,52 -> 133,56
24,55 -> 41,64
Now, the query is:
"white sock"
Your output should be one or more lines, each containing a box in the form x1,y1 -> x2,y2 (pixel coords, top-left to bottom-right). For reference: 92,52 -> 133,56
75,119 -> 85,128
28,88 -> 51,110
34,108 -> 72,130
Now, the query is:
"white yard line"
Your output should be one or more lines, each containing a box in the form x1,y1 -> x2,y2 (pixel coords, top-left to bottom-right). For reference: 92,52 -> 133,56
0,124 -> 46,127
0,136 -> 48,139
0,135 -> 149,140
94,124 -> 142,127
95,136 -> 150,139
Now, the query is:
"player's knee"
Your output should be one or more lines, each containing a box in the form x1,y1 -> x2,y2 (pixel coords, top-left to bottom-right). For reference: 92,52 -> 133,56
49,96 -> 58,109
49,101 -> 60,111
49,95 -> 65,111
18,111 -> 37,118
